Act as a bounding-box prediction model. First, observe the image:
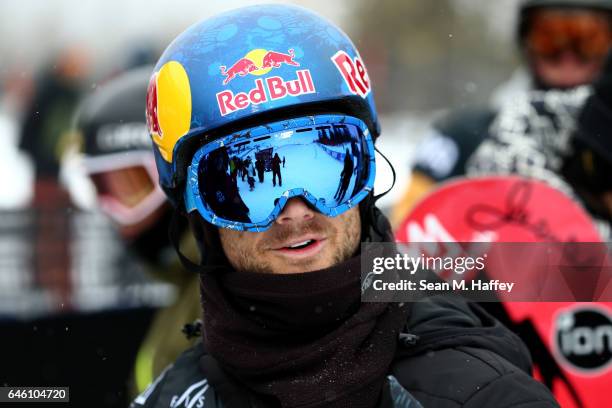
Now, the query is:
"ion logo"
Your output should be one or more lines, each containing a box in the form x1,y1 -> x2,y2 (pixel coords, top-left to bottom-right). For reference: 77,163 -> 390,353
331,50 -> 370,99
555,306 -> 612,373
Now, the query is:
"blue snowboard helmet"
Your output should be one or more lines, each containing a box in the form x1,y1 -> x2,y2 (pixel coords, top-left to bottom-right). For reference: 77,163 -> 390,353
146,4 -> 380,208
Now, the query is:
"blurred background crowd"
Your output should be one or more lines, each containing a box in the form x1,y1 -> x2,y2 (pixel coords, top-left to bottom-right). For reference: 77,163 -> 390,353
1,0 -> 611,407
0,0 -> 521,211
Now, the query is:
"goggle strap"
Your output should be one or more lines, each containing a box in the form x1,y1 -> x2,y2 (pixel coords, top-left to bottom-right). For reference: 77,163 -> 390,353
169,208 -> 205,274
373,146 -> 396,202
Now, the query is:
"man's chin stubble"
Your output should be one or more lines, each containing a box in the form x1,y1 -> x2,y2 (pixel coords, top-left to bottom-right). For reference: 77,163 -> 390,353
219,208 -> 361,274
235,240 -> 353,275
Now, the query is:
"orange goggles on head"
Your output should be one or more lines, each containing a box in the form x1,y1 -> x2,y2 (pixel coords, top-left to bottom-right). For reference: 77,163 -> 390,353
525,10 -> 612,61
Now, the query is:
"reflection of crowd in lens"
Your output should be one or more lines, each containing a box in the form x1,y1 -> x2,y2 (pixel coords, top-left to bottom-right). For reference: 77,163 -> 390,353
272,153 -> 282,187
243,157 -> 256,191
316,124 -> 370,205
250,149 -> 285,188
334,149 -> 353,202
256,155 -> 265,183
202,146 -> 292,223
201,147 -> 251,223
316,124 -> 352,146
202,124 -> 373,222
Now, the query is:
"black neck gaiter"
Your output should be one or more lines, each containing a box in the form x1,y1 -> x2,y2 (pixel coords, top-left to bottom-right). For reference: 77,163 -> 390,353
199,252 -> 410,408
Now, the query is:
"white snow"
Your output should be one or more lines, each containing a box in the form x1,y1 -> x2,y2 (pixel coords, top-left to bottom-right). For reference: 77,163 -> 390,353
0,112 -> 33,208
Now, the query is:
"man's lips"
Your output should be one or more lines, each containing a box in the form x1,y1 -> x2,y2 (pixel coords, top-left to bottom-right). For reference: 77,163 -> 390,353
269,235 -> 327,258
270,234 -> 325,250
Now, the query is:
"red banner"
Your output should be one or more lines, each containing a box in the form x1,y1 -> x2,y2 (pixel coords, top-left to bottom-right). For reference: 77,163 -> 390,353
395,176 -> 611,408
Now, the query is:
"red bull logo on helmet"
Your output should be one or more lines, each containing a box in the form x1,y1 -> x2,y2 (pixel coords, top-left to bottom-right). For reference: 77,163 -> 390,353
146,61 -> 192,163
216,69 -> 315,116
219,48 -> 300,85
216,48 -> 314,116
331,50 -> 371,99
146,73 -> 161,134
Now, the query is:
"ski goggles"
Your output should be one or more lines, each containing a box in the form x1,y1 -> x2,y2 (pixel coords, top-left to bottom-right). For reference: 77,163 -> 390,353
184,114 -> 376,232
525,10 -> 612,61
83,151 -> 167,226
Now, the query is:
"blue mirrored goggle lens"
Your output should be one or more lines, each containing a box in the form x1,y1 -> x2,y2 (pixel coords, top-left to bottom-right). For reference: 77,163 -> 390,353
197,121 -> 373,226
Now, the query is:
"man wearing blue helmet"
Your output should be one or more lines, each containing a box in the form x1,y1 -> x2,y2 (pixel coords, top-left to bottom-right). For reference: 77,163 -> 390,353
132,5 -> 558,408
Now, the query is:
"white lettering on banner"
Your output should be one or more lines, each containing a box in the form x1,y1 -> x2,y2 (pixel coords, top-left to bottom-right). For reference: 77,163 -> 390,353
406,214 -> 457,243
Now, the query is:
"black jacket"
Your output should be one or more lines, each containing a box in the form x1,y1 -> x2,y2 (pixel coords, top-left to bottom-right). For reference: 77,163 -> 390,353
130,295 -> 558,408
412,107 -> 496,182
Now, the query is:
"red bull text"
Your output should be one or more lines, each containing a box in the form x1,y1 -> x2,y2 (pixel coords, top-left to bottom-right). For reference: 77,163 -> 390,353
216,69 -> 315,116
331,51 -> 371,99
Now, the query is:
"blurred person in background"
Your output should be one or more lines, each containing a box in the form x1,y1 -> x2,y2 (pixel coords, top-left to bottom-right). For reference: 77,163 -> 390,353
17,46 -> 90,306
0,66 -> 34,207
468,49 -> 612,237
75,65 -> 201,395
399,50 -> 612,408
1,48 -> 179,407
0,65 -> 34,124
20,46 -> 89,191
390,0 -> 612,228
562,54 -> 612,226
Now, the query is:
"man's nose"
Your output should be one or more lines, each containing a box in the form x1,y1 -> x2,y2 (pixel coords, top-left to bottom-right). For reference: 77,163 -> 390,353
276,198 -> 315,225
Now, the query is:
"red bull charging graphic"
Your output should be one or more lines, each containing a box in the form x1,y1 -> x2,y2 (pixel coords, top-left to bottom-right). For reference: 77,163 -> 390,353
216,48 -> 315,116
220,48 -> 300,85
